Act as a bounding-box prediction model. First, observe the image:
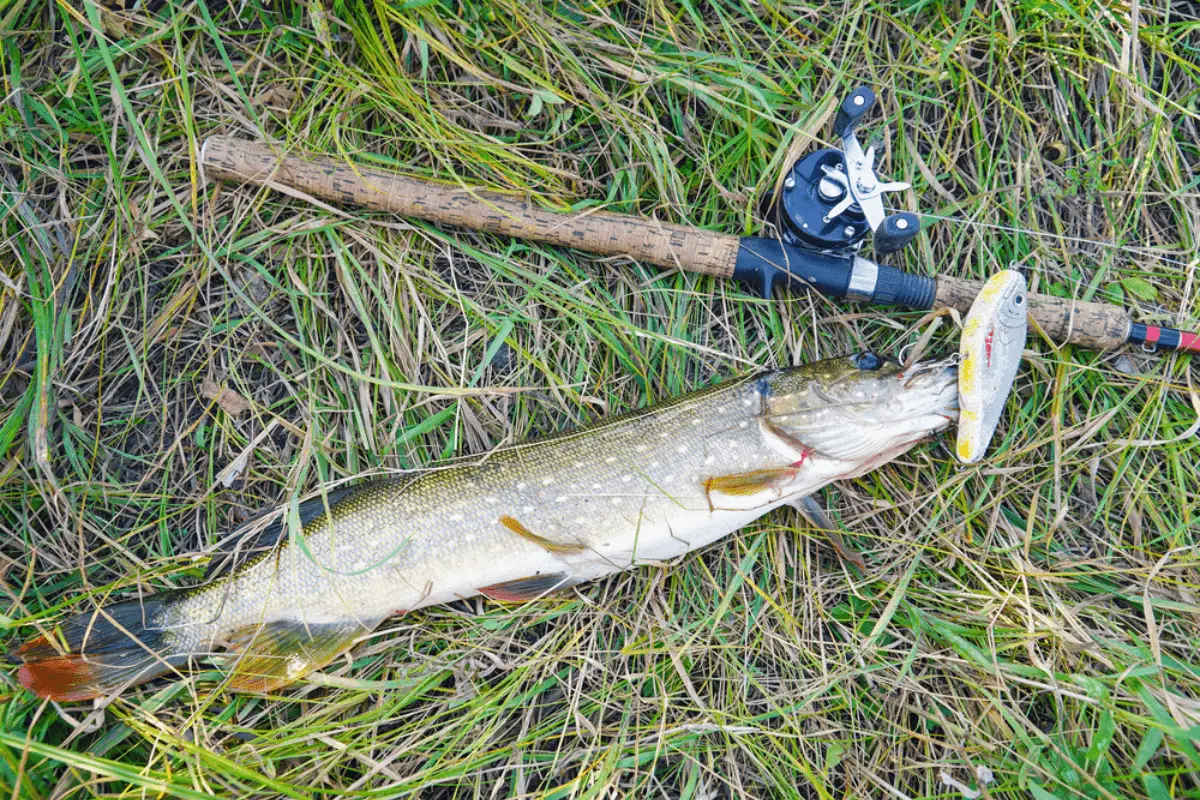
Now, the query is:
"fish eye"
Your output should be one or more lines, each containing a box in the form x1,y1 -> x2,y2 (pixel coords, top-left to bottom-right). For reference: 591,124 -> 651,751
851,351 -> 882,371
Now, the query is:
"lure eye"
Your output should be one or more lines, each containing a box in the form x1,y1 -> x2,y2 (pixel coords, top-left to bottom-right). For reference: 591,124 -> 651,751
851,351 -> 882,371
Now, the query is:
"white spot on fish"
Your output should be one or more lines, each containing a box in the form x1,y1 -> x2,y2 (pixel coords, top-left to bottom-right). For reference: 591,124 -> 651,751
611,497 -> 622,505
692,419 -> 701,425
574,461 -> 585,468
516,482 -> 527,490
718,406 -> 728,413
677,445 -> 687,453
575,517 -> 588,525
450,513 -> 464,521
465,533 -> 476,542
591,483 -> 601,490
556,496 -> 568,503
738,420 -> 749,428
704,455 -> 715,465
649,461 -> 659,469
636,445 -> 648,453
523,505 -> 535,513
660,432 -> 669,438
605,456 -> 617,464
485,496 -> 497,504
286,653 -> 308,679
542,477 -> 554,486
622,475 -> 632,482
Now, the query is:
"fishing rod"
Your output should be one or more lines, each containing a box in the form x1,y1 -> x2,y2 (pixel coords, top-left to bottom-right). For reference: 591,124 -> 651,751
199,86 -> 1199,356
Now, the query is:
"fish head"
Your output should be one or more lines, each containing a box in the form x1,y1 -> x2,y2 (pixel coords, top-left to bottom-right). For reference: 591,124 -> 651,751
757,352 -> 959,463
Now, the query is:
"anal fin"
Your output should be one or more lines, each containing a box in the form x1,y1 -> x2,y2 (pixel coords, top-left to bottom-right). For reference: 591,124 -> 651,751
477,572 -> 575,602
222,618 -> 378,693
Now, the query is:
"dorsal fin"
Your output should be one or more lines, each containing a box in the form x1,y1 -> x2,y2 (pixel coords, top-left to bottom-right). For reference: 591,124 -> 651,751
204,481 -> 389,580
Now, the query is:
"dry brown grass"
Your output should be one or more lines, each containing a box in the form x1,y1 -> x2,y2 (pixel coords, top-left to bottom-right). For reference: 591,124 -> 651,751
1,1 -> 1199,797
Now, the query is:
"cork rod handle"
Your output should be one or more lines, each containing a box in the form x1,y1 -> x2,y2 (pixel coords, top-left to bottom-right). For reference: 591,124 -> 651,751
201,136 -> 741,278
934,275 -> 1131,350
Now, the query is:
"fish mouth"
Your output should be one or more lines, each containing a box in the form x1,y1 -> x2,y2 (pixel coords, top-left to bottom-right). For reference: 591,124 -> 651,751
901,353 -> 959,385
898,356 -> 960,432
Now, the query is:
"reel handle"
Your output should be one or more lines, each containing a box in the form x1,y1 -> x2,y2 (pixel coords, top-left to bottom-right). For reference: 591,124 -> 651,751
833,86 -> 876,139
874,212 -> 920,255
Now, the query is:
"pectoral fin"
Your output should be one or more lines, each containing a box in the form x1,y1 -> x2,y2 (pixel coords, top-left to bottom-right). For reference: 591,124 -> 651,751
222,618 -> 378,693
704,467 -> 798,497
702,467 -> 803,511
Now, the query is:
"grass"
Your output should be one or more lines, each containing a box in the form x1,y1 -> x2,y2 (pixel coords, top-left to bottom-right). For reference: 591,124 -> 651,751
1,0 -> 1199,796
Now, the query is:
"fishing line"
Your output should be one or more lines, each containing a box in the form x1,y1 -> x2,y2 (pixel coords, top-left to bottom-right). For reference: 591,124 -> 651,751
901,209 -> 1197,269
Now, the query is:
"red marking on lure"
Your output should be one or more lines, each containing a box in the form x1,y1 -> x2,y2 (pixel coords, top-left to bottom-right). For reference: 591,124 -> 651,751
1144,325 -> 1161,344
984,328 -> 994,366
1180,330 -> 1200,353
790,448 -> 813,468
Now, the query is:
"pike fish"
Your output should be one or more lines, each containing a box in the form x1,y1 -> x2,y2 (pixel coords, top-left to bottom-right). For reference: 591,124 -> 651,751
15,354 -> 957,701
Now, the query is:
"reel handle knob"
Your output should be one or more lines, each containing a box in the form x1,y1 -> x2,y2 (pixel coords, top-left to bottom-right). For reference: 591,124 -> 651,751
874,212 -> 920,254
834,86 -> 876,139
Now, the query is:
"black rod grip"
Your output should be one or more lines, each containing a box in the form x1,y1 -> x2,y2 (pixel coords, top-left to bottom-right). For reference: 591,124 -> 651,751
732,238 -> 854,300
873,263 -> 936,309
732,237 -> 936,310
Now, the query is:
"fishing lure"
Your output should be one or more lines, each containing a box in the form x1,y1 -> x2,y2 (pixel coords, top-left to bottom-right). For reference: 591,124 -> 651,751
956,270 -> 1028,464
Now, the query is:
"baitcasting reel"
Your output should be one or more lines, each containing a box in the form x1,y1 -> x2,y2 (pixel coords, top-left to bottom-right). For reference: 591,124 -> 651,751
773,87 -> 920,257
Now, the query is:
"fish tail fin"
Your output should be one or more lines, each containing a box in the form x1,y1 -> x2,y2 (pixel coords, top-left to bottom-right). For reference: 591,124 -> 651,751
13,594 -> 192,702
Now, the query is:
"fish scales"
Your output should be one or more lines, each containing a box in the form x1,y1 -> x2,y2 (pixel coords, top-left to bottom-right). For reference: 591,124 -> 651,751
171,375 -> 780,636
14,355 -> 958,700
